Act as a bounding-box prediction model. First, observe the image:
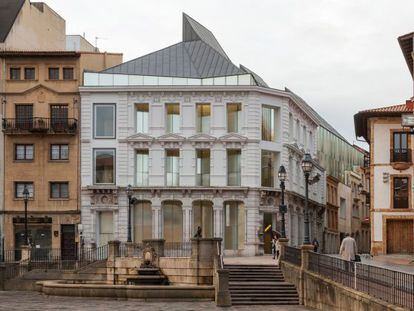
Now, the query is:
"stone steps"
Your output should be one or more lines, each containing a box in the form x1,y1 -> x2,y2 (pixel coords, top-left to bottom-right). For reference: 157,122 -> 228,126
224,264 -> 299,306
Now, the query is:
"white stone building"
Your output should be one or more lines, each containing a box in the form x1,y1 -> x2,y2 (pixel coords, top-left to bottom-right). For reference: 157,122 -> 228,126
79,14 -> 325,256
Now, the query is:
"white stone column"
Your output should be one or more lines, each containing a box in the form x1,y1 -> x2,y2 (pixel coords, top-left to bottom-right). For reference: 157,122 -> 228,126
182,198 -> 192,242
213,198 -> 224,238
152,199 -> 162,239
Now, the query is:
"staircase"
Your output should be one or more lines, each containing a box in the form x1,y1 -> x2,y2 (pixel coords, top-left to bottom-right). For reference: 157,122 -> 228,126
224,264 -> 299,305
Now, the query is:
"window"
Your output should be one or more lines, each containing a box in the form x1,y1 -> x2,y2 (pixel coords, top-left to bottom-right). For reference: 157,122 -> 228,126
15,144 -> 34,160
196,149 -> 210,186
163,202 -> 183,242
24,68 -> 35,80
136,150 -> 149,186
15,104 -> 33,130
51,105 -> 68,130
133,202 -> 152,242
339,198 -> 346,219
224,202 -> 245,250
262,106 -> 277,141
393,177 -> 409,209
48,67 -> 59,80
227,149 -> 241,186
63,68 -> 74,80
10,68 -> 20,80
94,104 -> 116,138
98,212 -> 113,246
227,103 -> 241,133
289,113 -> 293,142
261,150 -> 275,187
196,104 -> 210,133
136,104 -> 149,133
392,132 -> 409,162
94,149 -> 115,184
302,125 -> 307,146
166,149 -> 179,186
50,144 -> 69,160
50,182 -> 69,199
15,182 -> 34,199
166,104 -> 180,133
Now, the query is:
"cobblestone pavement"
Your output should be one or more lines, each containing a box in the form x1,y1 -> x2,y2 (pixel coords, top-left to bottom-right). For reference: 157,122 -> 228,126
0,291 -> 311,311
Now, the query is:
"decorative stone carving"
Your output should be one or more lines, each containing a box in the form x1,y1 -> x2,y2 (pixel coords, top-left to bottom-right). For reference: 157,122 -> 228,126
90,189 -> 118,206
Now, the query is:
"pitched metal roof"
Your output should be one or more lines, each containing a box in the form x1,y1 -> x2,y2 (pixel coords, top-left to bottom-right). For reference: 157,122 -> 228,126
0,0 -> 25,42
102,13 -> 268,82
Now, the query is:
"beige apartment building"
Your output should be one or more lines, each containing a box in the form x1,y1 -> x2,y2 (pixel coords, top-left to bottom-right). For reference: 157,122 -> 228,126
0,0 -> 122,256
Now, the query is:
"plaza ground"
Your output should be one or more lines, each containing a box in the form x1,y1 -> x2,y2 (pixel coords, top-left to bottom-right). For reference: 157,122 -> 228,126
0,291 -> 311,311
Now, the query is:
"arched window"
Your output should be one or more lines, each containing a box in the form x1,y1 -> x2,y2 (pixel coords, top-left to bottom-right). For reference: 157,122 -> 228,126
163,201 -> 183,242
133,201 -> 152,242
193,201 -> 213,238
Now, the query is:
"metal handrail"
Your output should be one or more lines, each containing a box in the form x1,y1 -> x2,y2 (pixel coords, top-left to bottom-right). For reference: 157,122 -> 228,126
2,117 -> 77,134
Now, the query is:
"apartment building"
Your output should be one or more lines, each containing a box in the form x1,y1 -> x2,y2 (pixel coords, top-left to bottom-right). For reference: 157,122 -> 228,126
0,0 -> 122,256
79,13 -> 326,256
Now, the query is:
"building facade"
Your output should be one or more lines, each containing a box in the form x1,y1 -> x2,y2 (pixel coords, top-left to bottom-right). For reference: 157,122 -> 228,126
0,0 -> 122,254
79,14 -> 326,256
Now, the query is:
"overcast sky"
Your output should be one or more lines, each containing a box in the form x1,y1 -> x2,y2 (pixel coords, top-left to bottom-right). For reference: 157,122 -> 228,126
47,0 -> 414,145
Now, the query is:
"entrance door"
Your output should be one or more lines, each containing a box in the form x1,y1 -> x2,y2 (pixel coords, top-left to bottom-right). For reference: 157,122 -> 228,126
387,219 -> 414,254
61,225 -> 76,260
263,213 -> 273,254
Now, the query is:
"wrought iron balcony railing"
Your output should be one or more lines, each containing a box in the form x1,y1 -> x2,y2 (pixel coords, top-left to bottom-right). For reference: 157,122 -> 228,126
390,148 -> 412,163
2,118 -> 77,134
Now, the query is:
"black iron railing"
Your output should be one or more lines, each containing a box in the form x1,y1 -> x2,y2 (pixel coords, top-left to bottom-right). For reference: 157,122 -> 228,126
390,148 -> 412,163
308,252 -> 414,310
2,118 -> 77,134
4,263 -> 28,280
284,246 -> 302,266
164,242 -> 192,257
118,243 -> 143,257
1,249 -> 22,262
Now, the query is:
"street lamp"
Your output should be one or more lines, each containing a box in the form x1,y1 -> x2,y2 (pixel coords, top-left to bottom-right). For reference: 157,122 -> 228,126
278,165 -> 287,238
301,153 -> 313,245
22,185 -> 30,246
126,184 -> 133,243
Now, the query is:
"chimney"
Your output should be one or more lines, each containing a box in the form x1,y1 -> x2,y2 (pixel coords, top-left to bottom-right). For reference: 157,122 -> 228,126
406,99 -> 414,111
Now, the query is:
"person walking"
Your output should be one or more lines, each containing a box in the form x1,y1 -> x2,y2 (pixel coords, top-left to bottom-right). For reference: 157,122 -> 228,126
271,233 -> 277,260
339,233 -> 357,272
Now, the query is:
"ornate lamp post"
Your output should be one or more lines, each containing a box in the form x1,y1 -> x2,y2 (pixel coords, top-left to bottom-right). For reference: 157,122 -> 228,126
278,165 -> 287,238
126,185 -> 133,243
301,153 -> 313,245
23,185 -> 30,246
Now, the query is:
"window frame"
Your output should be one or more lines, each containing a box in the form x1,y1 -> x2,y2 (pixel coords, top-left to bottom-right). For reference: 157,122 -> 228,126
196,103 -> 211,134
196,149 -> 210,186
261,105 -> 277,142
392,175 -> 410,209
227,149 -> 241,186
48,67 -> 60,80
50,144 -> 69,161
14,182 -> 34,199
24,67 -> 36,80
62,67 -> 74,80
49,182 -> 69,199
10,67 -> 21,80
14,144 -> 34,161
165,149 -> 180,186
227,103 -> 242,133
135,149 -> 149,186
93,103 -> 116,139
165,103 -> 180,134
391,131 -> 410,163
93,148 -> 116,185
135,103 -> 149,134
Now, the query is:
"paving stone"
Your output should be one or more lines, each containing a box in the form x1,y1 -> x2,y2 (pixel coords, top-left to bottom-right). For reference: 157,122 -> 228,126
0,291 -> 311,311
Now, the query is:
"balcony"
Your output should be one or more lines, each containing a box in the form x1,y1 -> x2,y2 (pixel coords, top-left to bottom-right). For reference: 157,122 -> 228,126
2,118 -> 77,135
390,148 -> 412,170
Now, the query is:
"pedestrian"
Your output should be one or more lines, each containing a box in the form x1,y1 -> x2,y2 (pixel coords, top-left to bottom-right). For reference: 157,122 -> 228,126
339,233 -> 357,272
194,226 -> 202,238
312,238 -> 319,253
271,233 -> 277,259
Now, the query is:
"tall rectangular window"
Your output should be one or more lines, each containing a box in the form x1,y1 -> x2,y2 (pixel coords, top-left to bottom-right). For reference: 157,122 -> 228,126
261,150 -> 275,187
339,198 -> 346,219
24,68 -> 35,80
98,212 -> 113,246
94,104 -> 115,138
393,177 -> 409,209
15,182 -> 34,199
227,149 -> 241,186
94,149 -> 115,184
136,104 -> 149,133
392,132 -> 409,162
48,67 -> 59,80
196,104 -> 210,133
50,182 -> 69,199
166,103 -> 180,133
10,68 -> 21,80
196,149 -> 210,186
166,149 -> 179,186
15,144 -> 34,160
262,106 -> 276,141
136,150 -> 149,186
227,103 -> 241,133
51,104 -> 68,130
15,104 -> 33,130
